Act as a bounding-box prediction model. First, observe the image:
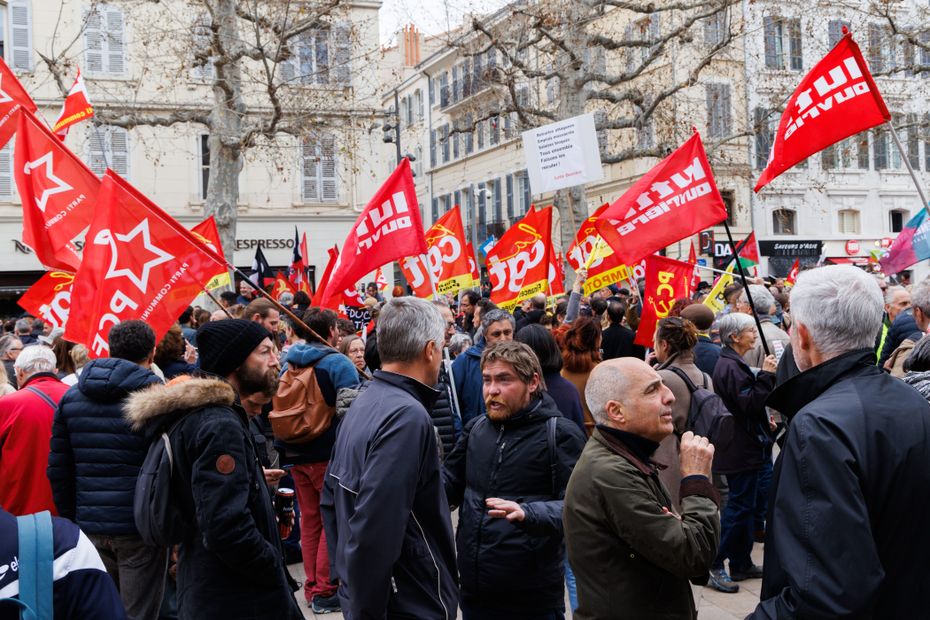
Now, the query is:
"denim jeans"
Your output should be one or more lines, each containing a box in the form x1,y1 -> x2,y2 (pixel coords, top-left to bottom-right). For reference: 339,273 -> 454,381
755,458 -> 773,532
712,469 -> 759,573
564,556 -> 577,612
88,533 -> 168,620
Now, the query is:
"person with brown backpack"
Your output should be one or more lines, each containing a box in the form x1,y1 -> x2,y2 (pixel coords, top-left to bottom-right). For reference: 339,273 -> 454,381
270,308 -> 360,614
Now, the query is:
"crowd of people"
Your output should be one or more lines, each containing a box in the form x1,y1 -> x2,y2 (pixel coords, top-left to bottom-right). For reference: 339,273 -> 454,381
1,262 -> 929,619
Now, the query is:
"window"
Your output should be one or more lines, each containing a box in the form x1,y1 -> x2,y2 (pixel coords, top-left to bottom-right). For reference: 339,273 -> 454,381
721,189 -> 736,226
822,135 -> 870,170
477,182 -> 487,236
461,59 -> 471,98
838,209 -> 860,234
890,210 -> 907,233
85,4 -> 125,76
0,144 -> 14,199
429,129 -> 436,168
281,26 -> 351,86
441,124 -> 450,163
516,171 -> 531,216
452,127 -> 459,159
87,125 -> 129,177
439,72 -> 449,108
906,113 -> 920,169
429,78 -> 435,107
706,83 -> 731,137
9,0 -> 32,72
921,32 -> 930,79
868,24 -> 896,74
772,209 -> 796,234
704,10 -> 727,47
452,65 -> 460,103
301,134 -> 338,203
191,14 -> 214,80
431,197 -> 439,223
414,89 -> 424,121
489,116 -> 500,146
872,125 -> 901,170
763,17 -> 802,71
198,135 -> 210,200
464,113 -> 474,154
505,174 -> 514,221
828,20 -> 850,47
754,107 -> 775,169
472,53 -> 484,92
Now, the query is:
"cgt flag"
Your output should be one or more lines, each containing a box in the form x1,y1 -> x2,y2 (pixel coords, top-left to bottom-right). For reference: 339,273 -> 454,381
786,258 -> 800,286
0,56 -> 37,149
14,109 -> 100,272
190,215 -> 231,290
317,158 -> 426,308
466,242 -> 481,289
53,69 -> 94,138
596,132 -> 728,265
487,206 -> 553,311
18,271 -> 75,330
755,30 -> 890,192
400,205 -> 472,298
635,255 -> 694,348
65,170 -> 226,357
568,203 -> 642,296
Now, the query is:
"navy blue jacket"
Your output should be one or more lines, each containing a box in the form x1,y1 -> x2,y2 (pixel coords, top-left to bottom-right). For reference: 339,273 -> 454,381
543,371 -> 586,433
443,393 -> 586,613
750,349 -> 930,618
0,509 -> 127,620
322,370 -> 459,620
451,340 -> 486,424
878,309 -> 919,367
47,358 -> 161,535
693,335 -> 721,377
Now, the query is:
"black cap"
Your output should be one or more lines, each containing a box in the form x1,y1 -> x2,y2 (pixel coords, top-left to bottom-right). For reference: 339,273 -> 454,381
196,319 -> 272,378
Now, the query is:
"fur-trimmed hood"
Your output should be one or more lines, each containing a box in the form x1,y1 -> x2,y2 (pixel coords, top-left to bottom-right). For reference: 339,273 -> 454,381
124,377 -> 236,432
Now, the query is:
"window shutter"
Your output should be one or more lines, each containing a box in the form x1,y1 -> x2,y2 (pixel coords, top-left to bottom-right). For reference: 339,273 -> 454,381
86,127 -> 108,176
320,135 -> 337,202
430,129 -> 436,167
108,127 -> 129,177
315,31 -> 330,84
763,16 -> 778,68
522,169 -> 531,214
301,140 -> 319,202
105,7 -> 125,75
505,174 -> 514,221
9,0 -> 33,72
828,20 -> 848,48
331,23 -> 351,86
788,19 -> 802,70
754,107 -> 768,169
84,9 -> 105,74
452,65 -> 460,102
0,144 -> 13,198
868,24 -> 884,72
493,179 -> 502,221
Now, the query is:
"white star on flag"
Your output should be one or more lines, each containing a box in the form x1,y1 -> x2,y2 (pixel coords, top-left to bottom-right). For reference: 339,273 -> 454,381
0,73 -> 13,105
95,218 -> 175,293
22,152 -> 73,213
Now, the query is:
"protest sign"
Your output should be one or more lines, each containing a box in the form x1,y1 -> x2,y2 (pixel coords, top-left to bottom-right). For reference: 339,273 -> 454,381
522,112 -> 604,193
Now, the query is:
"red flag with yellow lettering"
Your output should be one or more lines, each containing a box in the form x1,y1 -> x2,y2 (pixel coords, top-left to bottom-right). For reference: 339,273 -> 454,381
400,205 -> 472,298
634,255 -> 694,347
18,271 -> 75,330
486,206 -> 552,311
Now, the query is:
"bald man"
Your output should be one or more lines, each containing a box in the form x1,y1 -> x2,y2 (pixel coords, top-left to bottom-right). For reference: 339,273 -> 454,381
563,358 -> 721,619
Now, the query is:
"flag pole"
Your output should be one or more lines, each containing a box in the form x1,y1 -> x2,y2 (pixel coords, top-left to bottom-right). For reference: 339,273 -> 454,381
200,285 -> 232,318
887,121 -> 930,217
722,220 -> 770,356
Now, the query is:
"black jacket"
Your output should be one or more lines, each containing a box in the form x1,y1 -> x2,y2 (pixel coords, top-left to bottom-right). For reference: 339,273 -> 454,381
601,323 -> 644,360
322,370 -> 459,620
692,335 -> 721,376
124,378 -> 302,620
749,349 -> 930,618
442,393 -> 587,613
431,358 -> 461,458
878,309 -> 919,367
47,358 -> 161,534
710,347 -> 775,475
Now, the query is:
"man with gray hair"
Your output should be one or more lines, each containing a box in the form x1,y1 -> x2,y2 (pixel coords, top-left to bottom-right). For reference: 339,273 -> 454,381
737,284 -> 790,367
0,334 -> 24,389
452,307 -> 515,424
322,297 -> 459,619
15,317 -> 37,346
564,357 -> 720,618
882,279 -> 929,376
748,266 -> 930,618
0,345 -> 68,516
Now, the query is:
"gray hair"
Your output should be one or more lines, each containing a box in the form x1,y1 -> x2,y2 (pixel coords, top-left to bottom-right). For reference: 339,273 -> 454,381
449,332 -> 473,357
0,335 -> 22,357
885,285 -> 908,306
790,265 -> 883,357
14,318 -> 30,334
717,312 -> 756,348
910,278 -> 930,317
585,363 -> 630,425
14,345 -> 56,377
278,292 -> 294,306
740,285 -> 775,316
377,297 -> 446,363
481,308 -> 515,331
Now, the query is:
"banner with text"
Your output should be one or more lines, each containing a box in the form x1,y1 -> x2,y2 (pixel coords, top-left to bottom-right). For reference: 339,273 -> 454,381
635,255 -> 694,347
522,113 -> 604,194
487,206 -> 553,311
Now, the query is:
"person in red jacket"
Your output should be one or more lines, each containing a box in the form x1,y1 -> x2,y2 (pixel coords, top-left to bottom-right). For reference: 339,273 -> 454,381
0,345 -> 69,515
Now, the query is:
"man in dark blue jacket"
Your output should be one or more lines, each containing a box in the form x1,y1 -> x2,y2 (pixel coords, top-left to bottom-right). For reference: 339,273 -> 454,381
444,341 -> 586,620
452,309 -> 514,424
47,320 -> 165,620
322,297 -> 458,619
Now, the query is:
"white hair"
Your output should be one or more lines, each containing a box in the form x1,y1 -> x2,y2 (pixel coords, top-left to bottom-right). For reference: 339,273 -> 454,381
884,285 -> 908,306
716,312 -> 756,348
790,265 -> 883,357
740,285 -> 775,316
14,345 -> 56,377
910,278 -> 930,316
585,363 -> 630,425
377,297 -> 446,363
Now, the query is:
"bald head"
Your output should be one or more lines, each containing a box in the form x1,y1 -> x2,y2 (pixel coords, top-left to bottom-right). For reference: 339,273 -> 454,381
585,358 -> 650,424
585,358 -> 675,442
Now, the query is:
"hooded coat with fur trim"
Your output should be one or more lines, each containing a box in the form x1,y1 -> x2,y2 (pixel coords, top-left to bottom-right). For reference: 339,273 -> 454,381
124,378 -> 302,620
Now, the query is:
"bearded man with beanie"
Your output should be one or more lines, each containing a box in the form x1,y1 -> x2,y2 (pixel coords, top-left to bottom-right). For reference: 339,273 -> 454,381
124,319 -> 303,620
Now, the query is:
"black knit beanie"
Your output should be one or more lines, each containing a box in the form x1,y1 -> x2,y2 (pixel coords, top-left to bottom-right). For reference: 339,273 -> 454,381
196,319 -> 272,378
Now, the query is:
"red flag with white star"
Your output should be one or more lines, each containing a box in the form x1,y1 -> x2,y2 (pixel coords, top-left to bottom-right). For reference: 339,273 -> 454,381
0,56 -> 37,149
65,170 -> 226,357
14,109 -> 100,271
18,271 -> 75,330
53,68 -> 94,138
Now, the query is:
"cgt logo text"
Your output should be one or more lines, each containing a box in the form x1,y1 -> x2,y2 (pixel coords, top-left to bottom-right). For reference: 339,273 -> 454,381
488,239 -> 546,294
616,158 -> 711,237
785,56 -> 870,141
355,192 -> 413,254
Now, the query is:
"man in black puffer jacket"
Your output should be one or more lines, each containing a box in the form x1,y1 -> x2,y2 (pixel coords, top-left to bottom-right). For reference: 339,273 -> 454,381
443,341 -> 586,620
431,301 -> 463,457
47,321 -> 165,620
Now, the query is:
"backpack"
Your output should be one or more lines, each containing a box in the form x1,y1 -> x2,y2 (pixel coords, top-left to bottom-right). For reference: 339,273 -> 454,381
666,366 -> 734,448
269,354 -> 337,443
0,511 -> 54,620
134,419 -> 190,547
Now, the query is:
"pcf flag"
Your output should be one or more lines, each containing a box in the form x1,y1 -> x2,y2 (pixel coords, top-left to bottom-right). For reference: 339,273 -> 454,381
53,69 -> 94,137
755,30 -> 890,191
486,206 -> 553,311
273,271 -> 296,300
18,271 -> 75,330
0,56 -> 37,149
190,215 -> 231,290
14,109 -> 100,271
66,170 -> 226,357
880,210 -> 930,275
317,158 -> 426,307
596,132 -> 728,265
635,255 -> 694,347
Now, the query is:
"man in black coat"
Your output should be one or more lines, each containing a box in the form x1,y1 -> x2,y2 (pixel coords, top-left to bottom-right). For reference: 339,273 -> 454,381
877,305 -> 918,367
601,300 -> 644,360
748,267 -> 930,618
322,298 -> 459,619
443,341 -> 586,620
431,300 -> 463,457
124,319 -> 303,620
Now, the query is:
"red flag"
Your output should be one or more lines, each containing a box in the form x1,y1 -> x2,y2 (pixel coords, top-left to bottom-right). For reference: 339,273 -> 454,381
273,271 -> 297,300
549,251 -> 566,298
65,171 -> 226,357
312,245 -> 340,307
596,133 -> 728,265
14,109 -> 101,272
635,255 -> 694,347
18,271 -> 75,330
567,203 -> 640,295
190,216 -> 231,290
317,159 -> 426,308
688,240 -> 701,291
786,258 -> 800,286
755,31 -> 890,192
487,206 -> 553,311
53,69 -> 94,138
0,56 -> 37,149
400,205 -> 472,298
731,231 -> 760,267
466,242 -> 481,288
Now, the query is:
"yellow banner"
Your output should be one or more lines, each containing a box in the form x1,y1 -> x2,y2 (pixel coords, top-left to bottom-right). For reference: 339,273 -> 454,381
437,273 -> 473,296
496,278 -> 549,312
204,271 -> 232,290
703,266 -> 734,315
583,263 -> 637,297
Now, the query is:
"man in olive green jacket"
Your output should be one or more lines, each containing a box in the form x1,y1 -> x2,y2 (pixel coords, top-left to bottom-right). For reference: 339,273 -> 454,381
564,358 -> 721,620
